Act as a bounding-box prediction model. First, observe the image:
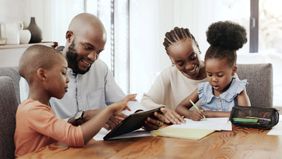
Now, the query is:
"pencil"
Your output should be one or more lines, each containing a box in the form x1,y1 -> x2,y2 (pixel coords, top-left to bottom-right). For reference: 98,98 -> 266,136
189,99 -> 206,119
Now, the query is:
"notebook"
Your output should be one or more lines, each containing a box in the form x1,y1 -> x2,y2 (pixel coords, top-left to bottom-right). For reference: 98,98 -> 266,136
171,118 -> 232,131
151,127 -> 215,140
151,118 -> 231,140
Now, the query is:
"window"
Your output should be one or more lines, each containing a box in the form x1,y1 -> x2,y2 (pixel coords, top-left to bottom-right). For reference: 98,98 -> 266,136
48,0 -> 282,105
250,0 -> 259,52
49,0 -> 130,93
85,0 -> 130,94
258,0 -> 282,106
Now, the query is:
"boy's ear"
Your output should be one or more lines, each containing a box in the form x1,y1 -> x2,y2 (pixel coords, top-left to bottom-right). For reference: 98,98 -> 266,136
65,31 -> 74,43
36,68 -> 47,81
232,65 -> 237,76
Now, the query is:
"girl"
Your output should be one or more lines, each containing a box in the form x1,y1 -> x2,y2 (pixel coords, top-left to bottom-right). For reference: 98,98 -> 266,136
176,21 -> 251,119
14,45 -> 136,157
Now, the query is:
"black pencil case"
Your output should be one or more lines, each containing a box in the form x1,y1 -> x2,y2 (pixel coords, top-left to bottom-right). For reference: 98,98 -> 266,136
230,106 -> 279,129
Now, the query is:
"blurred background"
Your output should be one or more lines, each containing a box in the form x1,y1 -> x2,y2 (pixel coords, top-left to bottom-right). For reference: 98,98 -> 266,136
0,0 -> 281,106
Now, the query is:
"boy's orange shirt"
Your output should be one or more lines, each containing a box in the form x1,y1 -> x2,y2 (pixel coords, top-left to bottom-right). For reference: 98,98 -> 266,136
14,99 -> 84,157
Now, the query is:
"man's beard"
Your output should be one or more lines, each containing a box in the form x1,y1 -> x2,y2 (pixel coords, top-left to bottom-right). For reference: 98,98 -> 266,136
66,42 -> 91,74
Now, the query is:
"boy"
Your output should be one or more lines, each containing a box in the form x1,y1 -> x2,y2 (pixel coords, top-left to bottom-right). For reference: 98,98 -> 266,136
14,45 -> 135,157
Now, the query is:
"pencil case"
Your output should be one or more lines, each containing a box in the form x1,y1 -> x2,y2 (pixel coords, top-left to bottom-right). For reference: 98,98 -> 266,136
230,106 -> 279,129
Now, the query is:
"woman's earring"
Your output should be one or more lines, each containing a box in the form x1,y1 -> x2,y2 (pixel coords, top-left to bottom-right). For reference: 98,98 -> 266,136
170,59 -> 175,66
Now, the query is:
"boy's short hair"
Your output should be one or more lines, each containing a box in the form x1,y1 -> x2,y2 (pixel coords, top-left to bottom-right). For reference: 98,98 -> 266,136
19,45 -> 64,83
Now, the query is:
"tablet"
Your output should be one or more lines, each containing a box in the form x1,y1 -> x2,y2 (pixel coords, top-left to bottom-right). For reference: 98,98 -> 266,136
103,106 -> 163,140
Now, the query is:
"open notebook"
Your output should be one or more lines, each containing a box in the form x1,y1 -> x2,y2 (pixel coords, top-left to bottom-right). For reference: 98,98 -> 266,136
171,118 -> 232,131
151,118 -> 231,140
152,127 -> 214,140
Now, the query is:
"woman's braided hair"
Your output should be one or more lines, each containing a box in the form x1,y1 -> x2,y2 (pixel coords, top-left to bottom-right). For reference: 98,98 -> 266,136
163,27 -> 200,53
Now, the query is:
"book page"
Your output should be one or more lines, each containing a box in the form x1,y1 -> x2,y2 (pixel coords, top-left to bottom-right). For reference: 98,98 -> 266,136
152,128 -> 215,140
122,101 -> 146,116
170,118 -> 232,131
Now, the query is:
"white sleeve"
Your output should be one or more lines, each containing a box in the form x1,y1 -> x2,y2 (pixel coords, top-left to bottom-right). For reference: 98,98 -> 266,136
19,77 -> 29,102
141,71 -> 170,109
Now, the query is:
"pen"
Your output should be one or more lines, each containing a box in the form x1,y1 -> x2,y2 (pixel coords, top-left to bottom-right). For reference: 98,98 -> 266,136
232,117 -> 271,125
189,99 -> 206,119
245,116 -> 271,121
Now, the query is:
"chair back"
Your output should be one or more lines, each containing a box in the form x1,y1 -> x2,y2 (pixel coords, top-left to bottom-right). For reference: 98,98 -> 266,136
0,76 -> 18,159
0,67 -> 21,103
237,63 -> 273,107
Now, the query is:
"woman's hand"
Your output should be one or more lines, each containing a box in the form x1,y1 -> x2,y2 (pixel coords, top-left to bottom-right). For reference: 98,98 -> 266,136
143,107 -> 184,130
158,108 -> 185,124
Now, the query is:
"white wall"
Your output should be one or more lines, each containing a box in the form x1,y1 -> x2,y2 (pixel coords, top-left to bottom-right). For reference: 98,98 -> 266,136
130,0 -> 172,99
0,0 -> 84,45
129,0 -> 250,98
0,0 -> 50,41
129,0 -> 282,107
1,0 -> 282,106
172,0 -> 250,54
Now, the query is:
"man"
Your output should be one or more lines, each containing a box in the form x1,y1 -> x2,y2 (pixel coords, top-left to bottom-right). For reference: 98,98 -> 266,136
20,13 -> 183,129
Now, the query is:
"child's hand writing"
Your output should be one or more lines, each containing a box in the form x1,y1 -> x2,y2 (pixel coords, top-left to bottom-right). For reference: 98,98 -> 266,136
109,94 -> 137,114
187,109 -> 205,121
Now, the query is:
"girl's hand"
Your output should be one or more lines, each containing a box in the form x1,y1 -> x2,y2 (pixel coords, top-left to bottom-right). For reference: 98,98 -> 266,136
187,109 -> 204,121
109,94 -> 137,113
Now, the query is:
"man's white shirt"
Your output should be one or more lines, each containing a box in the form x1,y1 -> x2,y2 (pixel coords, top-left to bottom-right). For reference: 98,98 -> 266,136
20,59 -> 127,118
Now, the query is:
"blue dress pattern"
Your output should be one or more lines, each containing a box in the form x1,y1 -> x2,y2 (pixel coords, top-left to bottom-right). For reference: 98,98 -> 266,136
198,78 -> 247,111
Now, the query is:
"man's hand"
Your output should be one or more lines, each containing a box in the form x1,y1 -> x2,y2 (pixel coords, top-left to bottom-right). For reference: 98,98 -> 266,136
83,109 -> 102,121
69,109 -> 128,129
68,115 -> 85,126
68,109 -> 101,126
104,113 -> 127,130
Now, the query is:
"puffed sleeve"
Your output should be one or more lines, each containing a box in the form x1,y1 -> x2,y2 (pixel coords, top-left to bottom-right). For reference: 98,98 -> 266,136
223,79 -> 248,102
198,82 -> 213,103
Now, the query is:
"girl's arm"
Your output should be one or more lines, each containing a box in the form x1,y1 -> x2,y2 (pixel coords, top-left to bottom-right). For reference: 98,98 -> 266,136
237,89 -> 251,106
203,111 -> 230,118
176,89 -> 204,120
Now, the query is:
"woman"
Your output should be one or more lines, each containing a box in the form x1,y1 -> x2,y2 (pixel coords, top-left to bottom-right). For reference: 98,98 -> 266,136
141,27 -> 207,120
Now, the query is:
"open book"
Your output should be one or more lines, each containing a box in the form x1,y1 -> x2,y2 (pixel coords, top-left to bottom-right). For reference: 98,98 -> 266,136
152,128 -> 215,140
151,118 -> 231,140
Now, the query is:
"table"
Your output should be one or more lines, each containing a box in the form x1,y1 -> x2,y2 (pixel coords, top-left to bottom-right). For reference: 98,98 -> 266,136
19,126 -> 282,159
